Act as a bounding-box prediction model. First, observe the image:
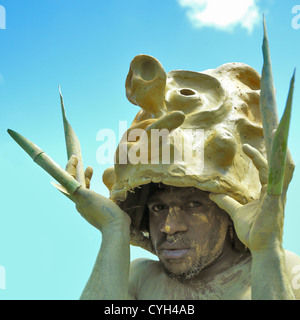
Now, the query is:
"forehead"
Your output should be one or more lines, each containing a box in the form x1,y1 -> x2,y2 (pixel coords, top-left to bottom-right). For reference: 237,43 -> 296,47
147,186 -> 209,203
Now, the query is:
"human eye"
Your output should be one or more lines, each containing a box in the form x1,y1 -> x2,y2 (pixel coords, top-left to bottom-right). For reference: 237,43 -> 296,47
187,201 -> 202,208
151,204 -> 166,212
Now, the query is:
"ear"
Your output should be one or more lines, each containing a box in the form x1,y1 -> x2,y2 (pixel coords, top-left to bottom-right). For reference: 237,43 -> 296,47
125,54 -> 167,117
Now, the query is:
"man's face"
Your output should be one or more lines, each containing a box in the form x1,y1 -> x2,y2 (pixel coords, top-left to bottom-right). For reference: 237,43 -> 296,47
147,186 -> 229,281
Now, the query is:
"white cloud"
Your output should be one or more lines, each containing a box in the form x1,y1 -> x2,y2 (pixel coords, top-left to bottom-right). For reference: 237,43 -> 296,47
178,0 -> 261,33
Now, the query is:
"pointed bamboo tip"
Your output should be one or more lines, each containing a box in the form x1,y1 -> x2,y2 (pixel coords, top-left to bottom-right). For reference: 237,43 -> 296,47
59,85 -> 67,118
289,69 -> 296,88
59,86 -> 63,100
7,129 -> 44,160
7,129 -> 20,145
59,85 -> 64,104
7,128 -> 18,140
263,16 -> 268,39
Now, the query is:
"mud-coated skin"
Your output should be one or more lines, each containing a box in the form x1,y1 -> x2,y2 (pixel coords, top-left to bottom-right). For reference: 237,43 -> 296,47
76,56 -> 300,300
128,250 -> 300,300
72,140 -> 300,300
103,56 -> 266,252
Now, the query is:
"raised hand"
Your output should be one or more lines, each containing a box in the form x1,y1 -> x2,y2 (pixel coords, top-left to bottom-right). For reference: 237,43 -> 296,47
209,144 -> 287,253
64,155 -> 131,231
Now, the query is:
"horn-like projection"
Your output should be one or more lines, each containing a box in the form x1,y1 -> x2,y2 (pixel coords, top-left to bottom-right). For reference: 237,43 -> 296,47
260,16 -> 296,195
125,54 -> 167,117
145,111 -> 185,132
267,70 -> 295,195
59,86 -> 86,187
7,129 -> 81,195
260,16 -> 279,162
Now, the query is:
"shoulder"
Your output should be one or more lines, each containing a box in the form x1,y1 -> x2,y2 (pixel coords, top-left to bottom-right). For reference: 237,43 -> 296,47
129,258 -> 161,281
284,250 -> 300,300
128,258 -> 161,299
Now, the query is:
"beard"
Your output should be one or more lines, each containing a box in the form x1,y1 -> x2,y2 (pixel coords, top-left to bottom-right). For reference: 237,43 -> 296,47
161,254 -> 217,282
152,232 -> 225,283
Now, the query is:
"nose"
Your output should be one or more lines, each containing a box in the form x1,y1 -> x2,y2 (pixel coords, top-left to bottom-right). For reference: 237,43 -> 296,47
160,206 -> 188,235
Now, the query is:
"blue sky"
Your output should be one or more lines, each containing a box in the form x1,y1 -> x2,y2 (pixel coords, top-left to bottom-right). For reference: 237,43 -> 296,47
0,0 -> 299,299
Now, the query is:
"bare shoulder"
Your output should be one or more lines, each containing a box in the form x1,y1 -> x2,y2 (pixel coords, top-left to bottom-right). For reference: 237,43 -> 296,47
128,258 -> 161,299
284,250 -> 300,299
129,258 -> 161,281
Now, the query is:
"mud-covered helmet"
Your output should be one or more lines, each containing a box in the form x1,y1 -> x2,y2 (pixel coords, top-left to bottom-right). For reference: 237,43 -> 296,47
102,55 -> 265,253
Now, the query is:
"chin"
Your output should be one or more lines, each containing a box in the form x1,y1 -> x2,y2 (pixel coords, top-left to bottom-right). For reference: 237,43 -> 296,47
160,255 -> 204,282
163,262 -> 204,282
161,250 -> 222,282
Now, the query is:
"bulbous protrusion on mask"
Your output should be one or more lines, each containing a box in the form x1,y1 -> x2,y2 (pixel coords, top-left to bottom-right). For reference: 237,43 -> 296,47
205,129 -> 237,168
125,54 -> 167,117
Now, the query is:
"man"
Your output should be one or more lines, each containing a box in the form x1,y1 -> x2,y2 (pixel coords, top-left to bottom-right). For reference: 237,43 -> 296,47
70,143 -> 300,300
69,54 -> 300,300
9,52 -> 300,299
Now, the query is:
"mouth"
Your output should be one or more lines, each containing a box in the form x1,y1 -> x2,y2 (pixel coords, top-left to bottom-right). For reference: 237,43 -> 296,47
158,244 -> 190,260
160,249 -> 190,260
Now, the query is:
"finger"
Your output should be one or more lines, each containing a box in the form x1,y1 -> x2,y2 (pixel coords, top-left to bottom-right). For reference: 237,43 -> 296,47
242,144 -> 268,185
65,155 -> 78,179
209,193 -> 242,221
85,166 -> 93,189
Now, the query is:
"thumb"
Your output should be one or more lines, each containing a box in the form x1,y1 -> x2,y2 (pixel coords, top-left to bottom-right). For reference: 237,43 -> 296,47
209,193 -> 242,220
